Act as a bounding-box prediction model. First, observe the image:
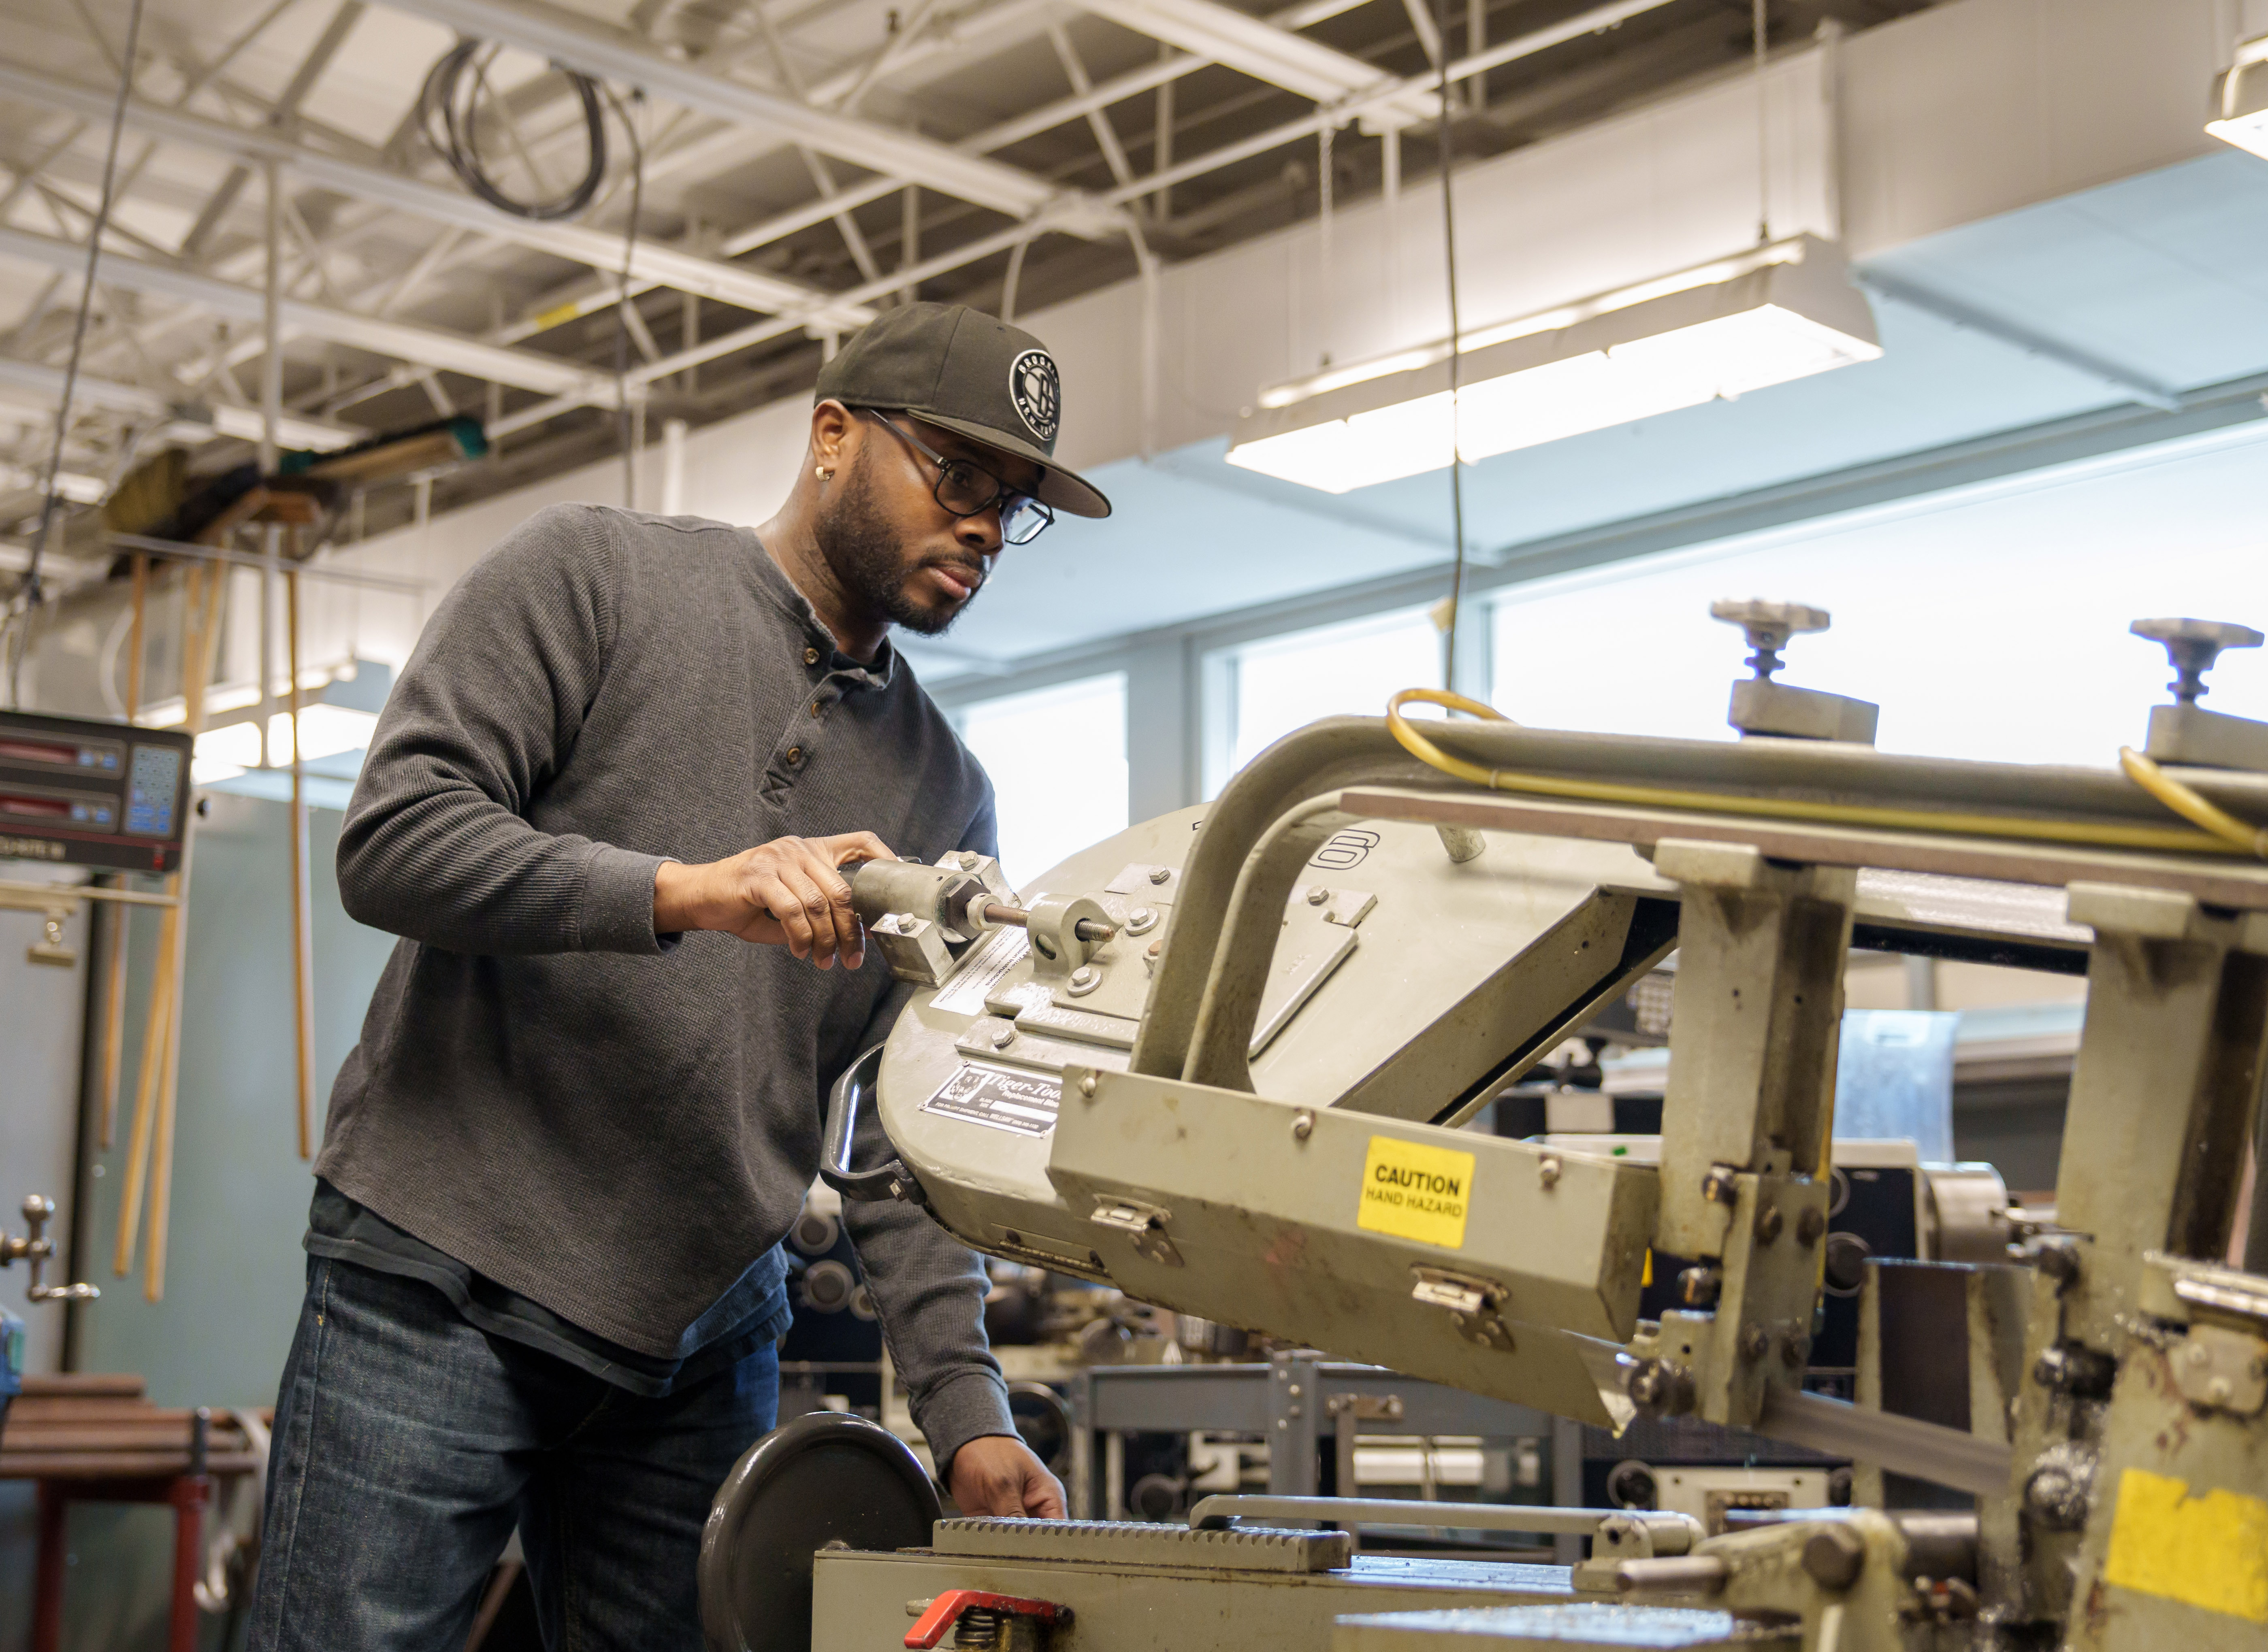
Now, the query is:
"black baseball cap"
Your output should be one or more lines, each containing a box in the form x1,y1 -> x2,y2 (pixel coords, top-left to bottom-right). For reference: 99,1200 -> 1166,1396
815,302 -> 1111,520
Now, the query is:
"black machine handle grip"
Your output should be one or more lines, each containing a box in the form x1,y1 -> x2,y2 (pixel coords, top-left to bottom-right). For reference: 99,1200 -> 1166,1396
821,1044 -> 926,1205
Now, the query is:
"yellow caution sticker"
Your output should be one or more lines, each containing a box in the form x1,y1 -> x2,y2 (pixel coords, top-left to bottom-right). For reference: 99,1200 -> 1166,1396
2102,1467 -> 2268,1624
1357,1136 -> 1474,1250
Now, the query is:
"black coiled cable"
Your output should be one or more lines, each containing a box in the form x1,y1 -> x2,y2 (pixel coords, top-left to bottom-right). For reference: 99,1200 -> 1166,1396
418,38 -> 608,222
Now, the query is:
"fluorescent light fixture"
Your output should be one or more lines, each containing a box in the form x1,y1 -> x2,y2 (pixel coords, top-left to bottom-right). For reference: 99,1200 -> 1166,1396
2208,35 -> 2268,158
1227,235 -> 1883,494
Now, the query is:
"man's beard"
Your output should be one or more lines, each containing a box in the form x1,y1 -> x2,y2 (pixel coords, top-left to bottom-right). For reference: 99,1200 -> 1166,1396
813,460 -> 970,637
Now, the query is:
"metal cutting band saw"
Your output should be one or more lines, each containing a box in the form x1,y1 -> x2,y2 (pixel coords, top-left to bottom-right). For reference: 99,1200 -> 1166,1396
701,609 -> 2268,1652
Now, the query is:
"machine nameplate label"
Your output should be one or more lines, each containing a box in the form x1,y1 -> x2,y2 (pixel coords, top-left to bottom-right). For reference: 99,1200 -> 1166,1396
1358,1136 -> 1474,1250
922,1063 -> 1061,1137
2103,1467 -> 2268,1623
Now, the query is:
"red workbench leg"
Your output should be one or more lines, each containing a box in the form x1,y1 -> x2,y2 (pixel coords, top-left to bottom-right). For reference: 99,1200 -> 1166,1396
30,1481 -> 66,1652
167,1477 -> 208,1652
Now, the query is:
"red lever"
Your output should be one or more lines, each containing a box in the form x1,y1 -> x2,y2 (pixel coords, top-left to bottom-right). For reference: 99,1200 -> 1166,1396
905,1589 -> 1070,1649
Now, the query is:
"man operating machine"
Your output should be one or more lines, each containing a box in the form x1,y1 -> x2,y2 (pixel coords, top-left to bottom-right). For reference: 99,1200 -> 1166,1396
249,302 -> 1108,1650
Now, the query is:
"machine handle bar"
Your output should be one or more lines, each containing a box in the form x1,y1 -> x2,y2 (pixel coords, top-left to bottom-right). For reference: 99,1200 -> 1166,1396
820,1044 -> 927,1206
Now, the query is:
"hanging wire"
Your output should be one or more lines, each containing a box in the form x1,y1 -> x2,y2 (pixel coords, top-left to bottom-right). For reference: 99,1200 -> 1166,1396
1432,0 -> 1469,695
1317,119 -> 1335,362
419,39 -> 609,221
8,0 -> 149,709
1754,0 -> 1771,242
607,87 -> 647,510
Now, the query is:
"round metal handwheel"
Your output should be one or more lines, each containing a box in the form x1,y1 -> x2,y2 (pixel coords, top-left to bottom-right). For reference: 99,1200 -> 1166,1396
698,1410 -> 942,1652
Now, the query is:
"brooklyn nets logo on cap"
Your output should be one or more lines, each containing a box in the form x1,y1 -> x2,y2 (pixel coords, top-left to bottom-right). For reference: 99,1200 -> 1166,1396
1008,349 -> 1060,445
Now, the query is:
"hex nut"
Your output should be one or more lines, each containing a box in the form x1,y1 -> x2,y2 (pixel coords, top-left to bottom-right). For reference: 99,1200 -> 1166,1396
1678,1266 -> 1722,1309
1754,1205 -> 1783,1244
1148,866 -> 1171,884
1306,885 -> 1330,906
1738,1322 -> 1769,1362
1067,964 -> 1102,997
989,1023 -> 1017,1050
1801,1524 -> 1866,1591
1797,1207 -> 1827,1246
1701,1164 -> 1740,1206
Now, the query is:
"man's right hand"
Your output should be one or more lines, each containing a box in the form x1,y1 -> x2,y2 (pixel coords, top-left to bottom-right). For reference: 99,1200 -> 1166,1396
652,833 -> 895,969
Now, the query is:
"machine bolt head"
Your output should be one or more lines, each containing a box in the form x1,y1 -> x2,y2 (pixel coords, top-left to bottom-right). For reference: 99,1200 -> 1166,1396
1306,885 -> 1330,906
1780,1331 -> 1810,1370
2032,1237 -> 2082,1288
1148,866 -> 1171,885
1067,964 -> 1102,996
1078,1073 -> 1098,1098
1801,1524 -> 1866,1590
1678,1266 -> 1722,1309
1754,1205 -> 1783,1244
1538,1154 -> 1562,1190
2032,1342 -> 2117,1399
1738,1323 -> 1769,1362
2021,1446 -> 2095,1530
1126,906 -> 1159,935
1797,1208 -> 1827,1246
989,1023 -> 1017,1050
1291,1110 -> 1315,1142
1625,1359 -> 1695,1418
1701,1164 -> 1740,1206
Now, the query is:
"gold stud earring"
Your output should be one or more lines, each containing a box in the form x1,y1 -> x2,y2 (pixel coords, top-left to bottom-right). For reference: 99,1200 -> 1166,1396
815,465 -> 835,481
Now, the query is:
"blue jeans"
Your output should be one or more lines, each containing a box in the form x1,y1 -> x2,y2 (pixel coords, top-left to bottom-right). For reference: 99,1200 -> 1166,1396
249,1256 -> 778,1651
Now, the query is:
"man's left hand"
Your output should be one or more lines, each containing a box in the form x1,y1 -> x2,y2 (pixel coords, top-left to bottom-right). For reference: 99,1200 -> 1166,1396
949,1435 -> 1066,1518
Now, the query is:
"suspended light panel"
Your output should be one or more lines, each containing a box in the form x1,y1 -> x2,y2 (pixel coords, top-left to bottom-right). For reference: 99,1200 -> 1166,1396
2208,36 -> 2268,159
1227,236 -> 1883,494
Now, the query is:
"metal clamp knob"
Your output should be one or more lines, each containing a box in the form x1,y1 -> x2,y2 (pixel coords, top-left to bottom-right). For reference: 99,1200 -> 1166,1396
1711,598 -> 1830,681
2130,617 -> 2263,705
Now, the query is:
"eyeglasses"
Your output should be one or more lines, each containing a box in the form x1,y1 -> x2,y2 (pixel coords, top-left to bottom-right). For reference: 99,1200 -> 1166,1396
863,411 -> 1055,546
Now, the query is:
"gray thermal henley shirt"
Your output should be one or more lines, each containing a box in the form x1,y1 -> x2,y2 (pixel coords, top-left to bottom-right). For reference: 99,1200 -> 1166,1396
313,500 -> 1015,1466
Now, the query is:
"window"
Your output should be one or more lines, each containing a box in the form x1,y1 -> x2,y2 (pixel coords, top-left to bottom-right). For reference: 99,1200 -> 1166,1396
955,673 -> 1129,890
1206,608 -> 1442,795
1485,488 -> 2254,766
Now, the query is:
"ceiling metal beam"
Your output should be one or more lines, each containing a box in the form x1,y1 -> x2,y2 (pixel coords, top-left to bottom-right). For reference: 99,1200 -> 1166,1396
1099,0 -> 1685,206
0,221 -> 614,400
1078,0 -> 1437,126
0,353 -> 364,449
373,0 -> 1126,236
447,0 -> 1702,442
0,61 -> 872,330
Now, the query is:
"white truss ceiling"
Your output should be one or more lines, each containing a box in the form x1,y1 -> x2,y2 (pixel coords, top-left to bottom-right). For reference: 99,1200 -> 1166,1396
0,0 -> 1944,554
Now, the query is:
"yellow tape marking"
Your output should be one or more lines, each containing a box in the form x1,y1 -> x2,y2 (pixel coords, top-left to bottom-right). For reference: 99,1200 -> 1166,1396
531,300 -> 587,332
1357,1136 -> 1474,1250
2102,1467 -> 2268,1624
